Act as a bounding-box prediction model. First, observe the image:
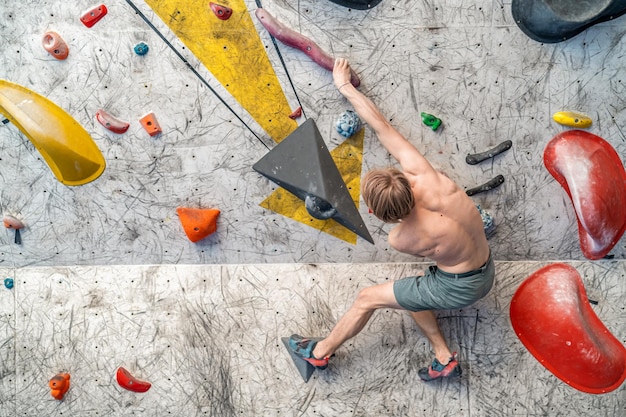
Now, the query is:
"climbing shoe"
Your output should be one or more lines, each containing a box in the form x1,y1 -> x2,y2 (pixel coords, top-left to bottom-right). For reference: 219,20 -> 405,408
418,353 -> 462,381
288,334 -> 329,369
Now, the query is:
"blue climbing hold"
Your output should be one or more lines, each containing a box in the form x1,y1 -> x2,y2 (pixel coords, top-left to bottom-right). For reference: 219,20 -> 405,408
476,205 -> 496,237
134,42 -> 149,56
336,110 -> 362,138
4,278 -> 14,289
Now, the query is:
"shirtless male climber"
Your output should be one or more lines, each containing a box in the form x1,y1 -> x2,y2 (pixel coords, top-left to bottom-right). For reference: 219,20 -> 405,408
288,58 -> 495,381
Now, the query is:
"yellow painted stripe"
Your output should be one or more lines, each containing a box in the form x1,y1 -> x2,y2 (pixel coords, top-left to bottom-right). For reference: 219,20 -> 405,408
260,129 -> 366,244
145,0 -> 297,142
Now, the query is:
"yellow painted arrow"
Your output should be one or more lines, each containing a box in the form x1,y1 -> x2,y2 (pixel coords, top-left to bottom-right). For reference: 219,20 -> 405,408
145,0 -> 297,142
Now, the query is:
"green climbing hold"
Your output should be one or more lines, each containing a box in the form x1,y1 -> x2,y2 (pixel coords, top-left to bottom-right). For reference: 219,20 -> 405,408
421,112 -> 442,131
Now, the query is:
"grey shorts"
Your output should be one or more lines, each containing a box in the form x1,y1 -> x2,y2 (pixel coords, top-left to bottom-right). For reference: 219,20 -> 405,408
393,252 -> 495,312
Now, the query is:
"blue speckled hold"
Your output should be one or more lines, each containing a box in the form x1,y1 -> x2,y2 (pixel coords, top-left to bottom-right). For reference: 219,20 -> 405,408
134,42 -> 149,56
336,110 -> 362,138
476,205 -> 496,237
4,278 -> 14,289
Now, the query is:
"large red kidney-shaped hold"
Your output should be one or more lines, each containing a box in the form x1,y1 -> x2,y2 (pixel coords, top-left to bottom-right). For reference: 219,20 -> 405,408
510,263 -> 626,394
543,130 -> 626,259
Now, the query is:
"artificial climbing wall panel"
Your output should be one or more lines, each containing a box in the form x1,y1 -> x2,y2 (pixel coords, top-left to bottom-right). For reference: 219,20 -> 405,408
0,261 -> 624,415
2,0 -> 626,265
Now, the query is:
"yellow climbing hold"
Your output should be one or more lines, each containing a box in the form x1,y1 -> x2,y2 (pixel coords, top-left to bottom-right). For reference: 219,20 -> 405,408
0,79 -> 105,186
553,111 -> 592,128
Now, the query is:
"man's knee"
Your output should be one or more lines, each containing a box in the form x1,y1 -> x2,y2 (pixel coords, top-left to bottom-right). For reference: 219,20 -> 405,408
354,284 -> 395,310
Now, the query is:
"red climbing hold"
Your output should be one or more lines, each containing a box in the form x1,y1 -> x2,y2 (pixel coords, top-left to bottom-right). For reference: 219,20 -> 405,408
80,4 -> 108,28
96,109 -> 130,134
510,263 -> 626,394
116,367 -> 152,393
49,373 -> 71,400
177,207 -> 221,242
544,130 -> 626,260
288,106 -> 302,120
210,2 -> 233,20
42,31 -> 69,60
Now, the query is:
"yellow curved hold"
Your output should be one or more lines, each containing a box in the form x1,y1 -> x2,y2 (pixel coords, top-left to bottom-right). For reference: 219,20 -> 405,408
553,111 -> 592,128
0,80 -> 105,186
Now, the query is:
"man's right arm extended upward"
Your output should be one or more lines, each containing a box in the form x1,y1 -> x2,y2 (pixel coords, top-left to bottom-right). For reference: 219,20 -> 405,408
333,58 -> 436,178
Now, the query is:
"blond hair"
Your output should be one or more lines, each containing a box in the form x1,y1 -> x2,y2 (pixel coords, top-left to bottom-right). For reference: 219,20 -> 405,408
362,168 -> 415,223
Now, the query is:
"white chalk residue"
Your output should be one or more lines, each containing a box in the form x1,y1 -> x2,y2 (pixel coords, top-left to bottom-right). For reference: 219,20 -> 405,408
553,140 -> 613,253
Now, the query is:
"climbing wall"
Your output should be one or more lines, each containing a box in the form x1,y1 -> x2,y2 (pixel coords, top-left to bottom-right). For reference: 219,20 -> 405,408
1,0 -> 626,415
1,0 -> 625,266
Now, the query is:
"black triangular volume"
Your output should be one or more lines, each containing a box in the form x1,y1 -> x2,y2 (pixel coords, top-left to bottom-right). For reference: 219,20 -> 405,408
253,119 -> 373,244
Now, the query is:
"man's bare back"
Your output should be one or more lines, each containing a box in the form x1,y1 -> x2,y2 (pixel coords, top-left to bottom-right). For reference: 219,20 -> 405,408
389,170 -> 490,273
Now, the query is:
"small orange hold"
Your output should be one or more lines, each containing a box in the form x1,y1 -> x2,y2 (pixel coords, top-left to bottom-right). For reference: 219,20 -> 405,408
139,112 -> 162,136
177,207 -> 220,242
3,215 -> 24,230
288,106 -> 302,119
49,373 -> 70,400
42,31 -> 69,60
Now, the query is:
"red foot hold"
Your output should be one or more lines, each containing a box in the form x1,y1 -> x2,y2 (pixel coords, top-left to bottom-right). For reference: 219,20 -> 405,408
116,367 -> 152,393
288,106 -> 302,119
543,130 -> 626,259
510,263 -> 626,394
96,109 -> 130,134
177,207 -> 220,242
80,4 -> 108,28
49,373 -> 71,400
210,2 -> 233,20
42,31 -> 69,60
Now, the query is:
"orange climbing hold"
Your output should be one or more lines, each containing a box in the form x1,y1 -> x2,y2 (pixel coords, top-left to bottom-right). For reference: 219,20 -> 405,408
42,31 -> 69,60
177,207 -> 220,242
288,106 -> 302,120
49,373 -> 70,400
139,112 -> 162,136
3,214 -> 24,230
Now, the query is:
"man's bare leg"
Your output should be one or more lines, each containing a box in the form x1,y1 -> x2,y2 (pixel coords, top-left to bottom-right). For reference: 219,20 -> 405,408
409,310 -> 453,364
312,281 -> 402,359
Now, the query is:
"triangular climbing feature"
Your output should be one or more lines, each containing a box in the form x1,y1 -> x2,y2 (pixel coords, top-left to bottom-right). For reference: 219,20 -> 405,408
145,0 -> 297,142
281,337 -> 317,383
254,119 -> 373,244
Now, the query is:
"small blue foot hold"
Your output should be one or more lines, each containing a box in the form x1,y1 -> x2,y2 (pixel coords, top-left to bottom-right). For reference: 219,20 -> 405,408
4,278 -> 14,289
476,205 -> 496,237
336,110 -> 362,138
134,42 -> 149,56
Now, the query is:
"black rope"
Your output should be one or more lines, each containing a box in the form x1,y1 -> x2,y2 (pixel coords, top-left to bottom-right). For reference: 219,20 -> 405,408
124,0 -> 270,150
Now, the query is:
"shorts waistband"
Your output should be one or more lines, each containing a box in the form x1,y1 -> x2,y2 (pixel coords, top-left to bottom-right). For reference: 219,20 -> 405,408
437,251 -> 492,279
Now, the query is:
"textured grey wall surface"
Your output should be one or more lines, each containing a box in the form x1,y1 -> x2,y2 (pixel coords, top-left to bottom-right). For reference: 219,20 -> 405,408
1,0 -> 625,266
1,0 -> 625,416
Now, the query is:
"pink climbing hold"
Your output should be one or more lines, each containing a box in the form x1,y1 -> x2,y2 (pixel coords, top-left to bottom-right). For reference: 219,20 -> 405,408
510,263 -> 626,394
543,130 -> 626,260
